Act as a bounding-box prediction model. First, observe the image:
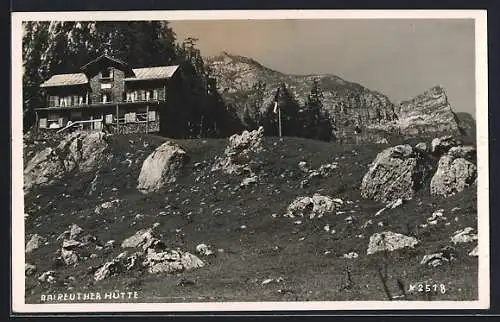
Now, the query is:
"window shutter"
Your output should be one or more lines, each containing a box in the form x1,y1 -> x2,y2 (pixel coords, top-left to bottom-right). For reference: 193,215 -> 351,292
39,118 -> 47,128
106,114 -> 113,124
130,112 -> 136,122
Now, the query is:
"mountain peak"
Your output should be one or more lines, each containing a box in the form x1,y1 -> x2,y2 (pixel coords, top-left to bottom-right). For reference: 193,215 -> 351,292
209,51 -> 266,68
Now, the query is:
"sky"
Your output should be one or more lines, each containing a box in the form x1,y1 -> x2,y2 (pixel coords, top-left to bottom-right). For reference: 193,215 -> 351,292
170,19 -> 476,115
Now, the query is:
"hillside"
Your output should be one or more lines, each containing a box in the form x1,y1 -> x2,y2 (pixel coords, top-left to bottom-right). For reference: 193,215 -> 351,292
23,131 -> 478,303
207,52 -> 472,143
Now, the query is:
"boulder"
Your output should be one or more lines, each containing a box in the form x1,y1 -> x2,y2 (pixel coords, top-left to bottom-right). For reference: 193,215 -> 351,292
65,131 -> 110,172
137,141 -> 189,193
225,126 -> 265,158
26,234 -> 47,253
23,147 -> 65,192
447,146 -> 476,162
431,135 -> 461,155
212,127 -> 264,175
430,147 -> 477,197
285,194 -> 341,219
366,231 -> 419,255
360,145 -> 432,203
24,131 -> 111,192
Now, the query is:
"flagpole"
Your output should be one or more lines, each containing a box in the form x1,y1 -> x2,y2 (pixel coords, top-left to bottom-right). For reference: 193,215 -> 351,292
278,104 -> 282,137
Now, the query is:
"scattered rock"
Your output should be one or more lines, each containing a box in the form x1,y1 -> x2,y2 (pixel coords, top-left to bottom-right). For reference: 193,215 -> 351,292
307,162 -> 338,179
343,252 -> 359,259
26,234 -> 47,253
421,253 -> 451,267
137,141 -> 189,193
94,260 -> 122,282
426,209 -> 447,225
450,227 -> 477,244
387,198 -> 404,209
38,271 -> 57,284
361,219 -> 373,229
360,145 -> 432,203
95,199 -> 121,214
61,248 -> 79,266
240,175 -> 258,188
143,249 -> 205,274
25,263 -> 37,276
468,245 -> 479,257
285,194 -> 341,219
298,161 -> 309,172
431,135 -> 461,156
366,231 -> 419,255
421,246 -> 456,267
415,142 -> 429,153
195,243 -> 215,256
261,277 -> 284,285
430,146 -> 477,197
69,224 -> 84,240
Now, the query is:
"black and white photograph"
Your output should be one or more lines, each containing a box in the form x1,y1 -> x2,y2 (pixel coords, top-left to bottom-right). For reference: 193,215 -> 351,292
11,10 -> 489,312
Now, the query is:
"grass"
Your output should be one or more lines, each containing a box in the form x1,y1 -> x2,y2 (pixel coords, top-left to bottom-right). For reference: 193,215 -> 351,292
23,133 -> 478,303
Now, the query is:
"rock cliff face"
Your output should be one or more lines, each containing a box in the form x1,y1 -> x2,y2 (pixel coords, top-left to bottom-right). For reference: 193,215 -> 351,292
207,52 -> 399,143
207,52 -> 473,142
395,86 -> 461,137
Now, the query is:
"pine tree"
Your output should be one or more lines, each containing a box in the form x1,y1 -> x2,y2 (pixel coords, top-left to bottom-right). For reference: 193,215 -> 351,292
300,78 -> 334,141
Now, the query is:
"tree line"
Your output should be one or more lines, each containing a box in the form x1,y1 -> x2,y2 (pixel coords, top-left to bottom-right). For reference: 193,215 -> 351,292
245,79 -> 335,142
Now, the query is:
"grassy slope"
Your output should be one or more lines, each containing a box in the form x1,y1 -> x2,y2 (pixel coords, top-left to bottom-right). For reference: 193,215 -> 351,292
24,134 -> 478,303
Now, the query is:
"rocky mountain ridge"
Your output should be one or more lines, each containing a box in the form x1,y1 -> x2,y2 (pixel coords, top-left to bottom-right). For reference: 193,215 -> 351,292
207,52 -> 475,142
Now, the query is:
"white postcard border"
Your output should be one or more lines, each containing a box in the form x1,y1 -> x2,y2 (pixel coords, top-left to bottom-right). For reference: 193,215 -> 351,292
11,9 -> 489,313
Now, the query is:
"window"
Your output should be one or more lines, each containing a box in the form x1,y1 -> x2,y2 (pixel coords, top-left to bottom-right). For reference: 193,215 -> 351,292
39,118 -> 47,128
101,68 -> 113,80
48,96 -> 58,107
